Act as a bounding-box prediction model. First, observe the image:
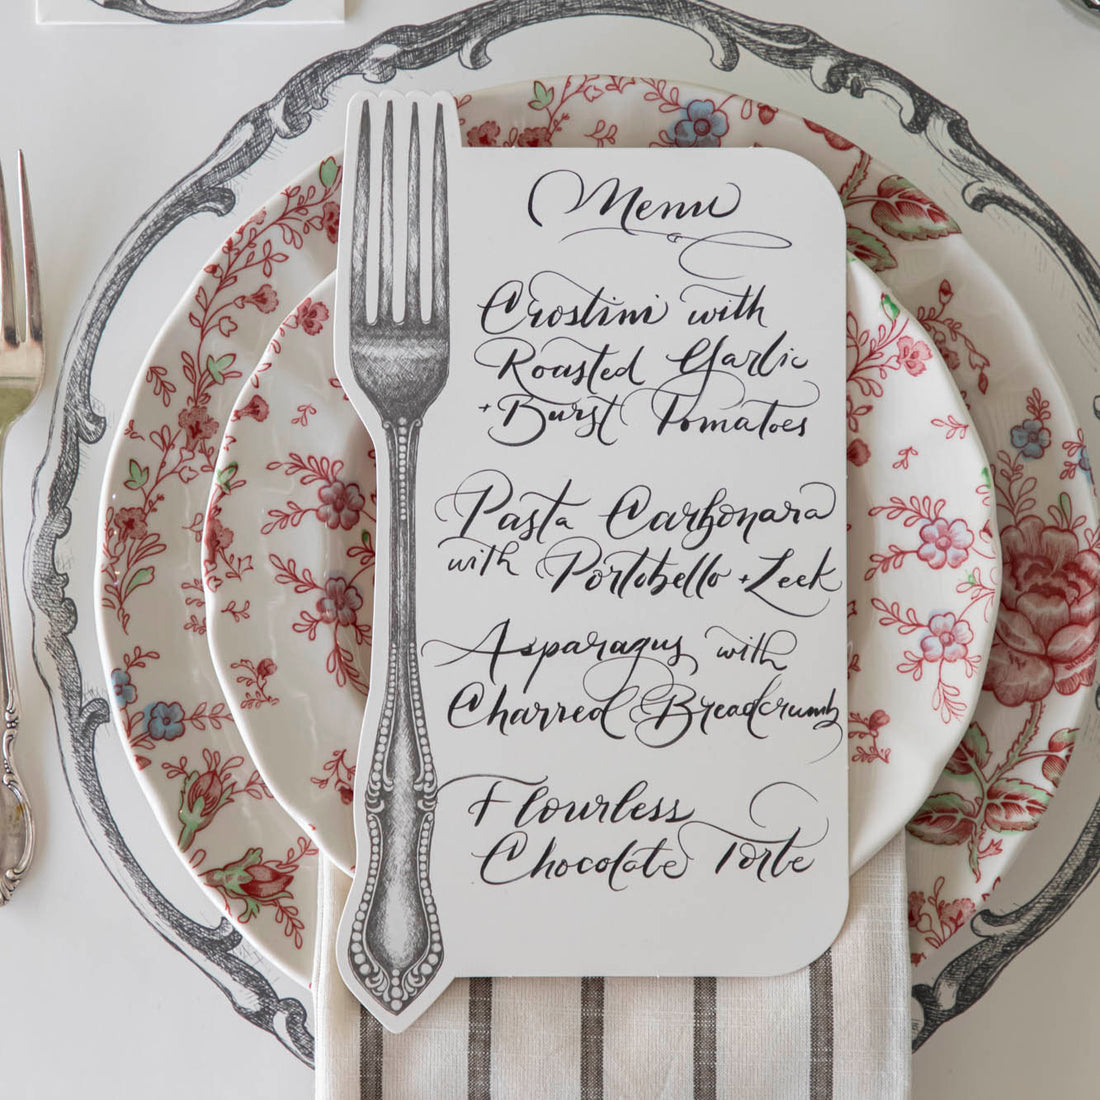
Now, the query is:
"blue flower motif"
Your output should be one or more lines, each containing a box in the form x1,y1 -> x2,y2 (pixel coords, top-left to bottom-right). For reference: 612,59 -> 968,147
669,99 -> 730,148
146,701 -> 186,741
111,668 -> 136,707
1080,448 -> 1093,484
1010,418 -> 1051,459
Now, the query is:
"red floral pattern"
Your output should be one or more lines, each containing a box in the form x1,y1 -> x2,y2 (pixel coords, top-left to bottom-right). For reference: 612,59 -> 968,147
317,478 -> 366,531
98,157 -> 343,968
908,386 -> 1099,927
294,297 -> 329,336
917,517 -> 974,569
987,517 -> 1100,706
202,836 -> 317,948
261,450 -> 377,696
311,748 -> 357,806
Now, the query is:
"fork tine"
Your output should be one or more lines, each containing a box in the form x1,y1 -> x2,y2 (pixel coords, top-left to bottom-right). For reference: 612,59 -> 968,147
18,153 -> 41,345
0,163 -> 16,348
431,102 -> 449,323
378,100 -> 395,322
405,102 -> 421,325
349,101 -> 372,329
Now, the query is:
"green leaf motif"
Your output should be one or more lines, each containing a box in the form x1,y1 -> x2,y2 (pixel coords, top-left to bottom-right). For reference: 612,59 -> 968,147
880,292 -> 899,321
984,778 -> 1052,833
846,225 -> 896,273
528,81 -> 554,111
319,156 -> 339,189
1059,491 -> 1073,524
869,175 -> 960,242
124,459 -> 149,491
906,791 -> 976,846
838,152 -> 870,205
216,462 -> 239,493
123,567 -> 155,598
206,353 -> 235,384
945,721 -> 990,776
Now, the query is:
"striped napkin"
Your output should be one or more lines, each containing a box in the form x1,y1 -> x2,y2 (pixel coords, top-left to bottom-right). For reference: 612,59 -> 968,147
312,835 -> 909,1099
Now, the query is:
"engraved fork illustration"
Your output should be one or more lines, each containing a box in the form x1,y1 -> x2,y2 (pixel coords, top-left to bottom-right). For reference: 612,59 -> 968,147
340,97 -> 449,1013
0,154 -> 44,905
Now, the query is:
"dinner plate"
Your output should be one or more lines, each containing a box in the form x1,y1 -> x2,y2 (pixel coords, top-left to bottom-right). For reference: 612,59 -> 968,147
205,260 -> 996,880
95,76 -> 1096,984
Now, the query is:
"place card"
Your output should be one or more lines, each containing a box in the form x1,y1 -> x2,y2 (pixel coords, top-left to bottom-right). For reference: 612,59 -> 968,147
335,93 -> 848,1030
36,0 -> 342,25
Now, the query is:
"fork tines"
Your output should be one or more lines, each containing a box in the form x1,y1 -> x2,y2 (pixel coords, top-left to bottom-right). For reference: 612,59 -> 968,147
0,152 -> 42,351
352,95 -> 449,331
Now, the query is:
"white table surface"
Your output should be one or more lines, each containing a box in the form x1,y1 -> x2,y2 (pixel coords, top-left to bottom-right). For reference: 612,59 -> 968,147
1,1 -> 1098,1096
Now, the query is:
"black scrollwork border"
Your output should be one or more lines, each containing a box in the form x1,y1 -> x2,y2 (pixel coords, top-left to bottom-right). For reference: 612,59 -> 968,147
90,0 -> 303,25
27,0 -> 1100,1063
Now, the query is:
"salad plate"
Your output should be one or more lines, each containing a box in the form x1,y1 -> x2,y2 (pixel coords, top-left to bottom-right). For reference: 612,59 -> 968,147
205,261 -> 996,878
94,76 -> 1096,984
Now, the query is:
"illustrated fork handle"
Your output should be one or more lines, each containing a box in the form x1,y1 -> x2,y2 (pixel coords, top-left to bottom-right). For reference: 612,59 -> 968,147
345,419 -> 442,1012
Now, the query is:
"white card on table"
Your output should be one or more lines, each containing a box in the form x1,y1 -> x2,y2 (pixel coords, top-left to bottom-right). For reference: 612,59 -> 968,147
36,0 -> 342,24
335,93 -> 848,1031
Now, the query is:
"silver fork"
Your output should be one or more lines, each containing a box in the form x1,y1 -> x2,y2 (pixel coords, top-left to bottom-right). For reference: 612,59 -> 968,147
0,153 -> 44,906
340,98 -> 449,1014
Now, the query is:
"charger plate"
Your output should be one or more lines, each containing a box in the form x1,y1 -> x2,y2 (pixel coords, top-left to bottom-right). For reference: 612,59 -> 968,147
72,54 -> 1096,1047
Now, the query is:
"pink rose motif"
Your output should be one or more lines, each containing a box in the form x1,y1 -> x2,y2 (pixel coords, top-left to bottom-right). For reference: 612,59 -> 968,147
317,478 -> 365,531
803,118 -> 855,151
866,708 -> 890,732
178,404 -> 219,447
920,612 -> 973,663
937,896 -> 976,934
907,891 -> 925,928
317,575 -> 363,626
295,298 -> 330,336
986,516 -> 1100,706
204,517 -> 234,561
847,438 -> 871,466
239,862 -> 294,901
896,335 -> 932,377
256,657 -> 277,680
112,506 -> 148,542
321,201 -> 340,245
515,126 -> 553,148
245,283 -> 279,314
234,394 -> 269,423
917,517 -> 974,570
466,121 -> 501,147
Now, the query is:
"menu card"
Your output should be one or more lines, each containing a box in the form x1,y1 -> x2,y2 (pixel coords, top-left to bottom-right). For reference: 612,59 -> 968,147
336,95 -> 848,1030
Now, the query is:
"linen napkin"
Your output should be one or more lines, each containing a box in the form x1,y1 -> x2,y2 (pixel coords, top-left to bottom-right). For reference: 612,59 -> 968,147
312,835 -> 910,1099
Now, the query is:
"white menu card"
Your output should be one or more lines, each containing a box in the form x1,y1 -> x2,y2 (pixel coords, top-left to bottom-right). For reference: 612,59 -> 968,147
336,94 -> 849,1030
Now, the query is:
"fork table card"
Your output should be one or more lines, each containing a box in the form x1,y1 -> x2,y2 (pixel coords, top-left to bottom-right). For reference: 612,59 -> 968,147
335,93 -> 848,1031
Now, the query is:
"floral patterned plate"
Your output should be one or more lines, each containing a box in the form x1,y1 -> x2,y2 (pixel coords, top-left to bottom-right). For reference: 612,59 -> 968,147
95,76 -> 1097,983
205,256 -> 996,877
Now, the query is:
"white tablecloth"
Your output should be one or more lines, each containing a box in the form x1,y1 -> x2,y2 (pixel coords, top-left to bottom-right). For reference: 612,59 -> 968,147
0,1 -> 1098,1096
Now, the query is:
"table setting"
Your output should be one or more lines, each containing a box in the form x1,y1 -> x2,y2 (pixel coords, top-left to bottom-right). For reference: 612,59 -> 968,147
3,2 -> 1100,1098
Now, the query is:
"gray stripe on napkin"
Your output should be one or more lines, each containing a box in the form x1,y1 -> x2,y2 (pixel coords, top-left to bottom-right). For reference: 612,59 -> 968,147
808,951 -> 834,1100
359,1006 -> 385,1100
693,977 -> 717,1099
468,977 -> 493,1100
580,977 -> 604,1099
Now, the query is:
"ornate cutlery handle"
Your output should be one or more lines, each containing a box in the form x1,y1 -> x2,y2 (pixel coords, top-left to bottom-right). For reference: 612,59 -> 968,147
0,433 -> 34,904
345,418 -> 442,1012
